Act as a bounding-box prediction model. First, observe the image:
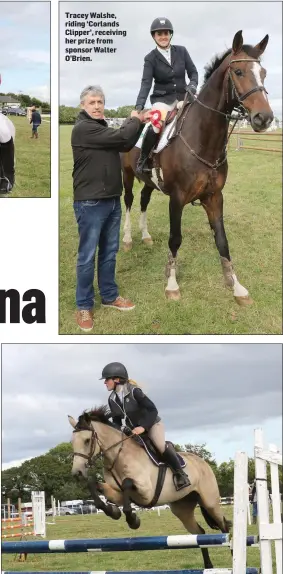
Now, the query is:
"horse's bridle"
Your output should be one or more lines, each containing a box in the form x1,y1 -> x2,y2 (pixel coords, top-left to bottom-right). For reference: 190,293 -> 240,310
226,57 -> 268,105
72,423 -> 133,472
178,56 -> 268,171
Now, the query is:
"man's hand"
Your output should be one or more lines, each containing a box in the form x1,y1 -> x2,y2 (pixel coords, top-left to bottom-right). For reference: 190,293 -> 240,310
132,426 -> 145,435
141,110 -> 152,122
131,110 -> 143,120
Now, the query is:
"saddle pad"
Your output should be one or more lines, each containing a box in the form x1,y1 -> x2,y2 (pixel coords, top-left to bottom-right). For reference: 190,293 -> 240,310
0,114 -> 15,143
132,434 -> 186,468
135,119 -> 177,153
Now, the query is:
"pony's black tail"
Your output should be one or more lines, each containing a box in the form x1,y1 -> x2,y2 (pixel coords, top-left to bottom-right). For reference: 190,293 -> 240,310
200,505 -> 232,533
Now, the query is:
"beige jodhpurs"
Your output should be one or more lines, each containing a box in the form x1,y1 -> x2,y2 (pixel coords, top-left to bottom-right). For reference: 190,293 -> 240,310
147,420 -> 166,454
152,100 -> 178,115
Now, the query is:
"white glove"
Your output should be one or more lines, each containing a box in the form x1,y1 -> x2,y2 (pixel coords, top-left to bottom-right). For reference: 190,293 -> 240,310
177,101 -> 184,110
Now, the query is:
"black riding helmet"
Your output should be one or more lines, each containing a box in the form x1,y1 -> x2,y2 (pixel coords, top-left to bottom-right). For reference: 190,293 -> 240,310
100,362 -> 129,382
150,17 -> 174,36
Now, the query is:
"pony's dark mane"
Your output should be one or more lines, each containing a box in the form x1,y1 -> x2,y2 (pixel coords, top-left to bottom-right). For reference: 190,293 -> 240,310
203,44 -> 261,85
76,405 -> 119,431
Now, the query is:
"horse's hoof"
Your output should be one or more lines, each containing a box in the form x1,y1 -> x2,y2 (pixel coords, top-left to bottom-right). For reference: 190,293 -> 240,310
123,241 -> 132,252
142,237 -> 153,247
126,514 -> 141,530
165,289 -> 181,301
234,295 -> 253,306
105,505 -> 121,520
111,506 -> 122,520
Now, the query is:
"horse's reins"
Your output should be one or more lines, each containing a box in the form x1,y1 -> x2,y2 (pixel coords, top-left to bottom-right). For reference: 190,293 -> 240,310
177,57 -> 268,170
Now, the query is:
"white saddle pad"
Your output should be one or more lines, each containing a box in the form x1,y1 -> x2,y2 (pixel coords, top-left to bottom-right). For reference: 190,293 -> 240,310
0,114 -> 16,143
135,118 -> 177,153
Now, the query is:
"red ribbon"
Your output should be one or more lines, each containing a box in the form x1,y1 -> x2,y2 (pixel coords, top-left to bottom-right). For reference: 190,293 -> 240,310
150,109 -> 162,130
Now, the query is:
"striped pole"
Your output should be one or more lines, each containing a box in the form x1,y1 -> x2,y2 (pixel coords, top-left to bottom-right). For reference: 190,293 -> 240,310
1,569 -> 260,574
2,534 -> 258,554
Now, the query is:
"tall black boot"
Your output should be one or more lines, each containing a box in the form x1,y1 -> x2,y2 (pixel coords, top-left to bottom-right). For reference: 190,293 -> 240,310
0,139 -> 15,193
163,444 -> 191,491
136,125 -> 159,176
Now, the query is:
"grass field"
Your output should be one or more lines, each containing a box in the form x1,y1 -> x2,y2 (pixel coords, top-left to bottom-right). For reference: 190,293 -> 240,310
1,116 -> 50,198
2,507 -> 275,572
60,126 -> 282,334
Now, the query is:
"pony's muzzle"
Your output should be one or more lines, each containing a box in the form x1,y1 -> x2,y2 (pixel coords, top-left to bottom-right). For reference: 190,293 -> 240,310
71,462 -> 88,478
251,111 -> 273,131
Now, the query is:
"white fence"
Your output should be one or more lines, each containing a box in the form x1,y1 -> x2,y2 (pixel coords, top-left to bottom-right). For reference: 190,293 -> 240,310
233,428 -> 282,574
254,428 -> 282,574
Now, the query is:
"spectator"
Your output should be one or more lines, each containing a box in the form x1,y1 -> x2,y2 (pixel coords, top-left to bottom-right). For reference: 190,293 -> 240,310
250,479 -> 257,524
71,85 -> 150,332
30,106 -> 42,139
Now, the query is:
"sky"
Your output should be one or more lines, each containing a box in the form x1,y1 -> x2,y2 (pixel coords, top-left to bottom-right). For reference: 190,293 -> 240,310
2,343 -> 282,470
59,1 -> 282,120
0,2 -> 50,102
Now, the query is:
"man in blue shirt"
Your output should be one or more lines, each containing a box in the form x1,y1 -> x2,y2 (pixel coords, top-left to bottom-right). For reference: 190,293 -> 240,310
30,106 -> 42,139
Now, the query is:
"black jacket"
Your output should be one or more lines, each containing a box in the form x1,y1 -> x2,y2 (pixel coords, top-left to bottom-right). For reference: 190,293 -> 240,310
71,111 -> 143,201
108,382 -> 160,431
136,45 -> 198,109
30,110 -> 41,125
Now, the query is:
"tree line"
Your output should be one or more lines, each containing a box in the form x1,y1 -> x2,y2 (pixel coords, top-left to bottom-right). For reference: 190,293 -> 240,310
59,105 -> 135,124
0,92 -> 50,113
3,441 -> 281,507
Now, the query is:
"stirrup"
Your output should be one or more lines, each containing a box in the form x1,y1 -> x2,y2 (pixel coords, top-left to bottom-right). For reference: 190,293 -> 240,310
136,158 -> 151,175
173,471 -> 191,491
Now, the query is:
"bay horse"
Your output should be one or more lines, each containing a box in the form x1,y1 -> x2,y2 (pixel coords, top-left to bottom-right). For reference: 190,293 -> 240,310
121,31 -> 273,303
69,408 -> 232,570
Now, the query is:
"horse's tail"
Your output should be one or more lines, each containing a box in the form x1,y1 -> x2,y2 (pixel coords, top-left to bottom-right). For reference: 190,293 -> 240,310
199,505 -> 232,533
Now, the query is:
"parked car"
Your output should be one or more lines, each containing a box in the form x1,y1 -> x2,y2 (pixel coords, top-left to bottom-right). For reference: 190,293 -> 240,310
72,503 -> 97,514
7,107 -> 26,116
1,108 -> 8,115
59,506 -> 78,516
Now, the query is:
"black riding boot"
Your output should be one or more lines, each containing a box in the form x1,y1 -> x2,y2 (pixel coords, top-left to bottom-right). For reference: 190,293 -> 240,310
163,444 -> 191,491
0,139 -> 15,193
136,125 -> 159,176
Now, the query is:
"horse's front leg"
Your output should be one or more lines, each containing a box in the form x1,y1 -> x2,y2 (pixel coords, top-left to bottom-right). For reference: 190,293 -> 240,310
121,478 -> 140,530
122,168 -> 134,251
87,479 -> 122,520
140,185 -> 153,246
165,194 -> 184,300
202,190 -> 253,305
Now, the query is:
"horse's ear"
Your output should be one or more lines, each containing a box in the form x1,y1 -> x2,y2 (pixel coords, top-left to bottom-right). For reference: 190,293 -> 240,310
84,411 -> 91,423
232,30 -> 243,54
254,34 -> 269,55
68,415 -> 77,429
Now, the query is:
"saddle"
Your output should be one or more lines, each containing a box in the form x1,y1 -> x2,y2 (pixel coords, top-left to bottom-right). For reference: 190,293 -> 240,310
148,103 -> 190,192
123,426 -> 185,468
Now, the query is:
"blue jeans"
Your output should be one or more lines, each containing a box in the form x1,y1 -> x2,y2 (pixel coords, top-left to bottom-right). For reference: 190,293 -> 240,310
74,197 -> 121,309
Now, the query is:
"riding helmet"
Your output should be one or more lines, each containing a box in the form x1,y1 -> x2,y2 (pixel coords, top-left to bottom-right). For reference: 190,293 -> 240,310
150,18 -> 174,36
100,362 -> 129,381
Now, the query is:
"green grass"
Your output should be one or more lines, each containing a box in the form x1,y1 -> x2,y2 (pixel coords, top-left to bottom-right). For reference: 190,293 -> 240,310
2,507 -> 274,572
60,125 -> 282,334
3,116 -> 50,198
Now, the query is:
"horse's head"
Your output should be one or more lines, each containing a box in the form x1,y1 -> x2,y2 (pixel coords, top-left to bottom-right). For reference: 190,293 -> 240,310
227,30 -> 273,131
68,413 -> 100,478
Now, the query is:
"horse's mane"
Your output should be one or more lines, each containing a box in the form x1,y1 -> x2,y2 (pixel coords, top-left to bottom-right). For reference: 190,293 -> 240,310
76,406 -> 120,431
202,44 -> 261,86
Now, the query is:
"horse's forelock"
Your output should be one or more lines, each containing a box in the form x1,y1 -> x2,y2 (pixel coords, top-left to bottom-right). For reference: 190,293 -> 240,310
203,44 -> 262,86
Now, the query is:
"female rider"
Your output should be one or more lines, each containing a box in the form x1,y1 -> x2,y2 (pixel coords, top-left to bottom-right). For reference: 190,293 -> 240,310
101,361 -> 190,490
135,17 -> 198,176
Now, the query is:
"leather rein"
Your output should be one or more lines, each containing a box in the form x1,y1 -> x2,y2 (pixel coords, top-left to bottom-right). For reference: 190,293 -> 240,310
177,57 -> 268,170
